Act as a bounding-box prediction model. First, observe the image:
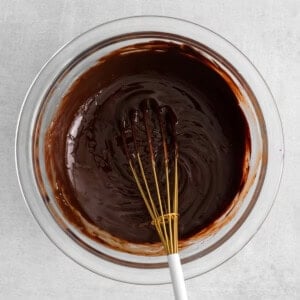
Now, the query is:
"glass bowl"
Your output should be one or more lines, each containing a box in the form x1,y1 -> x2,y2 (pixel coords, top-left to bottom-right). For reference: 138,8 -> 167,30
15,16 -> 284,284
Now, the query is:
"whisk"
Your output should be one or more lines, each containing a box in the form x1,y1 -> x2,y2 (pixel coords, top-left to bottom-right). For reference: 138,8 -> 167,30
120,99 -> 188,300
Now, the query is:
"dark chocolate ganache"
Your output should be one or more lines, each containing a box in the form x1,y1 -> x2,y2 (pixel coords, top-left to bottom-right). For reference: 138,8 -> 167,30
45,41 -> 250,247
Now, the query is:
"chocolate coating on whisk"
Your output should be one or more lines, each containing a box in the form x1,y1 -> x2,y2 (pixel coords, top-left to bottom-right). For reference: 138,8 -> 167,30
45,41 -> 250,245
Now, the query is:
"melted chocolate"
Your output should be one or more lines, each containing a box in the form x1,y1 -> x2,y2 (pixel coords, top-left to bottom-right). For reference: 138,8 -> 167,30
45,41 -> 249,246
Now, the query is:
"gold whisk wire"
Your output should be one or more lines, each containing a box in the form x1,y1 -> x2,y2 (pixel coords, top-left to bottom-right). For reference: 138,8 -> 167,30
121,101 -> 187,300
121,105 -> 179,254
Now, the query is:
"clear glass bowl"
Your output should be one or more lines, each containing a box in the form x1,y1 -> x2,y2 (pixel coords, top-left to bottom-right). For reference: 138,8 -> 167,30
15,16 -> 284,284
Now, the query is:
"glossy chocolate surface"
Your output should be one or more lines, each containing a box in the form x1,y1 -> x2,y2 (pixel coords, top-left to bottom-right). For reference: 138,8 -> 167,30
45,41 -> 249,245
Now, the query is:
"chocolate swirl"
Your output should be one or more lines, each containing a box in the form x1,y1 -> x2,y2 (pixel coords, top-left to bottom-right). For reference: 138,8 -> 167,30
45,41 -> 250,245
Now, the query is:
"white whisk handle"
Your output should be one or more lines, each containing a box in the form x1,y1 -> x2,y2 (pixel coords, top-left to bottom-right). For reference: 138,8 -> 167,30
167,254 -> 188,300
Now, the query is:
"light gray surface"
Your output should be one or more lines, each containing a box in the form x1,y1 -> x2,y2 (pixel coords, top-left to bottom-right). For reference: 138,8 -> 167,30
0,0 -> 299,299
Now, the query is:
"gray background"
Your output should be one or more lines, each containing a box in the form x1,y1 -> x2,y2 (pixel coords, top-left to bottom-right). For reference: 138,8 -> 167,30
0,0 -> 299,299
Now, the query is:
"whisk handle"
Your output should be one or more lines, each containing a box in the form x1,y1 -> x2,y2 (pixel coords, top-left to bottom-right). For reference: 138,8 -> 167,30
167,254 -> 188,300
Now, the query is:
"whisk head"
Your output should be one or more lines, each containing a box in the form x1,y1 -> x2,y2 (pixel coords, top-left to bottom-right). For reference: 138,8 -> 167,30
120,99 -> 179,254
